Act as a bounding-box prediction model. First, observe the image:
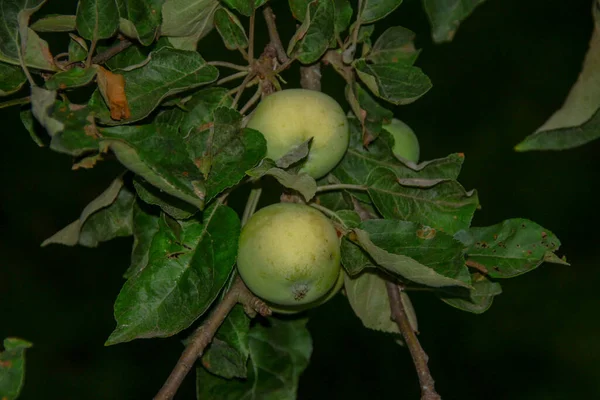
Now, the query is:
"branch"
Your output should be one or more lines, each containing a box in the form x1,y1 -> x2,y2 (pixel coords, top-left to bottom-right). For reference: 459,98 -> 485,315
262,6 -> 289,63
300,64 -> 322,91
154,277 -> 270,400
91,38 -> 132,65
386,282 -> 441,400
315,183 -> 367,193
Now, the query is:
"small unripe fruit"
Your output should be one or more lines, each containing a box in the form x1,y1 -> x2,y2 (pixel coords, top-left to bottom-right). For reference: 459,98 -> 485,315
382,118 -> 420,163
246,89 -> 350,179
237,203 -> 341,306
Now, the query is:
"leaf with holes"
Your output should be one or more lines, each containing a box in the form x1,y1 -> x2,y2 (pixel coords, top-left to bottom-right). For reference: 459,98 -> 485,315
454,219 -> 564,278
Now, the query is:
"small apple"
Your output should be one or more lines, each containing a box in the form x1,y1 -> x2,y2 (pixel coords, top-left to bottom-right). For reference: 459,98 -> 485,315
382,118 -> 420,163
246,89 -> 350,179
237,203 -> 341,306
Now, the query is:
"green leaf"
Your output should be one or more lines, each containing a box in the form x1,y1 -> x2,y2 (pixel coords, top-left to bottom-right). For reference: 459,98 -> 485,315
333,0 -> 352,34
89,47 -> 218,125
44,101 -> 101,156
516,107 -> 600,151
341,236 -> 374,276
31,14 -> 76,32
367,26 -> 420,65
367,167 -> 478,234
19,108 -> 45,147
41,177 -> 132,247
359,219 -> 468,280
45,66 -> 98,90
30,87 -> 63,137
0,63 -> 26,96
345,82 -> 394,140
354,59 -> 432,105
106,202 -> 240,345
454,219 -> 563,278
344,271 -> 399,333
247,159 -> 317,202
360,0 -> 403,24
354,228 -> 470,287
196,318 -> 312,399
103,43 -> 146,70
201,305 -> 250,379
516,22 -> 600,151
0,337 -> 32,400
68,35 -> 88,63
101,109 -> 207,209
0,0 -> 49,70
214,7 -> 248,51
161,0 -> 219,40
439,274 -> 502,314
423,0 -> 486,43
333,118 -> 465,186
221,0 -> 267,17
116,0 -> 163,45
124,202 -> 160,278
133,177 -> 197,220
288,0 -> 335,64
180,87 -> 233,136
76,0 -> 120,41
78,185 -> 135,247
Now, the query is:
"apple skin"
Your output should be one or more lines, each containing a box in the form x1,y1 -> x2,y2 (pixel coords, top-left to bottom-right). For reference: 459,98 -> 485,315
246,89 -> 349,179
267,269 -> 346,314
237,203 -> 341,307
382,118 -> 420,163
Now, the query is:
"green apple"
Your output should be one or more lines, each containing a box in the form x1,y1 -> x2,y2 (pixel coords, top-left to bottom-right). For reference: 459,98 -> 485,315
382,118 -> 420,163
267,269 -> 346,314
246,89 -> 349,179
237,203 -> 341,306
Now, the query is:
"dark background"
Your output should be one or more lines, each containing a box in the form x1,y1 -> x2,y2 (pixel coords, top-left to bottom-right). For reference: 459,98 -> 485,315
2,0 -> 599,399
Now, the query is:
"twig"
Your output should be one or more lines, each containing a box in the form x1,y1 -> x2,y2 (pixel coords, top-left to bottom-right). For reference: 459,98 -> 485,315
231,72 -> 257,108
309,203 -> 346,226
154,277 -> 270,400
263,6 -> 289,63
86,39 -> 98,67
91,39 -> 132,65
465,259 -> 489,274
300,64 -> 322,91
239,85 -> 262,115
216,70 -> 249,86
315,184 -> 367,193
249,10 -> 256,65
241,187 -> 262,226
207,61 -> 249,71
386,282 -> 441,400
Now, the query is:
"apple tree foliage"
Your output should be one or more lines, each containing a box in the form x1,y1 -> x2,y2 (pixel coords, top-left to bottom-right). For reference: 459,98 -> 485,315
4,0 -> 595,398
